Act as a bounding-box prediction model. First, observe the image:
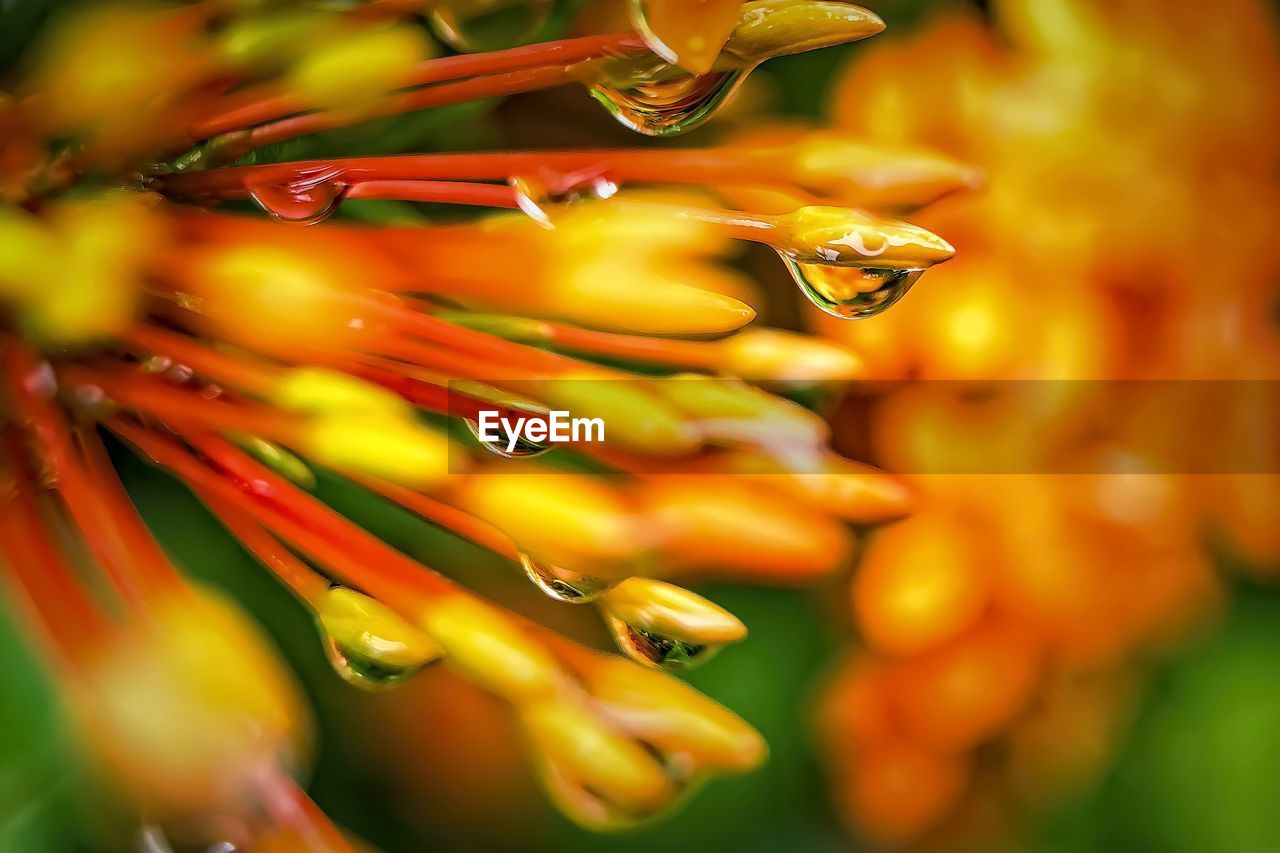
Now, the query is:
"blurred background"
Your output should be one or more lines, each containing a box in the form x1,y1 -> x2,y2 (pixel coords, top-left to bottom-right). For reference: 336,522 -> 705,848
2,0 -> 1279,850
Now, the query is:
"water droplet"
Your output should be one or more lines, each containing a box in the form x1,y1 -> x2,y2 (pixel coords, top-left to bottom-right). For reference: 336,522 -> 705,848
320,626 -> 434,691
317,587 -> 442,691
428,0 -> 553,52
247,167 -> 347,225
511,168 -> 620,229
589,64 -> 746,137
778,253 -> 923,319
464,413 -> 554,459
519,552 -> 613,603
605,614 -> 719,670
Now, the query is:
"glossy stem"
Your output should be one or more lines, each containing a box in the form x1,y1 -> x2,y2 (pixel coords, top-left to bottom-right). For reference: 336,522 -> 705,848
189,32 -> 644,139
157,148 -> 786,199
0,431 -> 110,661
111,421 -> 449,610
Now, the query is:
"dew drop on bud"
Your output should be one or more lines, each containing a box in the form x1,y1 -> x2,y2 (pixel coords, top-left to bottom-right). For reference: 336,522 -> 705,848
428,0 -> 553,53
316,586 -> 442,691
605,613 -> 721,670
319,625 -> 434,691
777,252 -> 923,319
247,167 -> 347,226
519,552 -> 614,603
464,416 -> 554,459
589,63 -> 747,137
510,168 -> 620,229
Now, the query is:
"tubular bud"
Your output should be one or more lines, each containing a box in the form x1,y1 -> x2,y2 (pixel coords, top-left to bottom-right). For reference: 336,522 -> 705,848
452,469 -> 649,575
773,206 -> 955,270
272,368 -> 412,419
725,1 -> 884,64
419,594 -> 564,703
317,587 -> 444,674
714,328 -> 865,386
601,578 -> 746,647
586,656 -> 766,772
538,376 -> 701,456
521,698 -> 676,829
300,412 -> 453,490
78,585 -> 308,817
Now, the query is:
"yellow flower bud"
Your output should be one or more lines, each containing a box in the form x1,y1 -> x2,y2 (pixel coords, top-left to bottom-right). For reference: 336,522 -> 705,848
602,578 -> 746,647
792,133 -> 982,210
454,469 -> 646,575
317,587 -> 444,684
656,373 -> 829,450
586,657 -> 766,773
521,698 -> 675,827
301,413 -> 453,490
538,376 -> 701,456
419,594 -> 563,702
288,25 -> 431,115
79,585 -> 308,816
273,368 -> 410,419
774,206 -> 955,270
714,328 -> 865,386
726,1 -> 884,64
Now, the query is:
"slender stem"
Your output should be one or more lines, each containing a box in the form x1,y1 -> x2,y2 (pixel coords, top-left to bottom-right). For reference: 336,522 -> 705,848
120,325 -> 283,398
188,33 -> 643,140
227,65 -> 577,159
111,421 -> 449,611
544,323 -> 720,368
346,180 -> 520,208
156,148 -> 788,200
0,432 -> 110,661
349,472 -> 519,560
194,488 -> 330,605
58,365 -> 307,446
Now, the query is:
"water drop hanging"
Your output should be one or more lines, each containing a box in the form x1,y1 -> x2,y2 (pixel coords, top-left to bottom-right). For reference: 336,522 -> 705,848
316,586 -> 443,691
605,613 -> 722,670
510,168 -> 620,229
589,62 -> 747,137
247,167 -> 347,226
778,252 -> 923,319
519,552 -> 614,603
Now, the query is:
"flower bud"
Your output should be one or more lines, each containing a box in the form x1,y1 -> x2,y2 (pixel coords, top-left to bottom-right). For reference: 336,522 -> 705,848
419,594 -> 563,702
317,587 -> 444,679
726,1 -> 884,64
79,585 -> 308,817
453,469 -> 648,576
521,698 -> 676,829
774,205 -> 955,269
585,656 -> 766,772
714,328 -> 865,386
300,413 -> 452,490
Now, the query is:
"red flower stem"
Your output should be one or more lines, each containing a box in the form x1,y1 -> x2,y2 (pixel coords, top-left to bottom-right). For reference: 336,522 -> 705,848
121,324 -> 283,398
345,180 -> 520,208
193,488 -> 330,605
157,148 -> 786,199
254,769 -> 356,853
114,423 -> 452,610
0,431 -> 110,661
2,342 -> 179,605
543,323 -> 720,368
189,32 -> 643,139
347,472 -> 520,560
231,65 -> 579,157
58,365 -> 308,446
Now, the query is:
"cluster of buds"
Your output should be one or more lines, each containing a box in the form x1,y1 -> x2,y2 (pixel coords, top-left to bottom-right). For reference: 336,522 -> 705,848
816,0 -> 1280,847
0,0 -> 977,847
